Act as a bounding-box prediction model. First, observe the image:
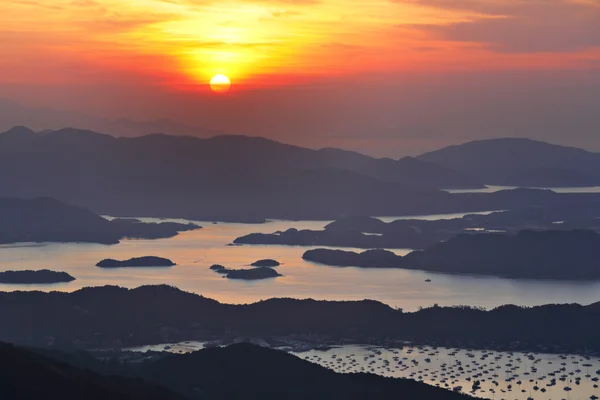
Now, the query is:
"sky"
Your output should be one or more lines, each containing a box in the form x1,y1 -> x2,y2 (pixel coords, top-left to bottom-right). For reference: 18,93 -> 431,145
0,0 -> 599,156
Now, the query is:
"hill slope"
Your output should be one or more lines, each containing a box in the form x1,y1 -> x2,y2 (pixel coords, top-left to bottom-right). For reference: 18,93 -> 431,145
0,341 -> 183,400
419,137 -> 600,187
0,197 -> 199,244
137,343 -> 471,400
0,127 -> 480,221
304,229 -> 600,279
4,285 -> 600,353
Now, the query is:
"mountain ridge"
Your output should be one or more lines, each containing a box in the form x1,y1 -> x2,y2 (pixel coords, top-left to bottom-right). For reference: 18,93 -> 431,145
419,137 -> 600,187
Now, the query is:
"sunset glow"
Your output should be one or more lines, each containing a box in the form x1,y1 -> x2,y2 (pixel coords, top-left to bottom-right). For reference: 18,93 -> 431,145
2,0 -> 599,89
210,74 -> 231,93
1,0 -> 600,156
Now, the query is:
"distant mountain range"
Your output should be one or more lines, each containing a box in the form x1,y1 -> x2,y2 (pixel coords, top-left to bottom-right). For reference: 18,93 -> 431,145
1,126 -> 600,221
0,126 -> 478,221
419,137 -> 600,187
0,98 -> 220,138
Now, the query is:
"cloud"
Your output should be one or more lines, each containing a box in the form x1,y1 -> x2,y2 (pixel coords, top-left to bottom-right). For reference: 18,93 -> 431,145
11,0 -> 65,10
405,0 -> 600,53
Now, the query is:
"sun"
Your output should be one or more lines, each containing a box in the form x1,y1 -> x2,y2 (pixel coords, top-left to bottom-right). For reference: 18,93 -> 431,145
210,74 -> 231,93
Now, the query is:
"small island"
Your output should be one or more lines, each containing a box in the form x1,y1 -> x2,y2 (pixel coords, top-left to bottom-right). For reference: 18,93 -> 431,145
96,256 -> 175,268
303,249 -> 402,268
209,264 -> 282,280
110,218 -> 202,240
0,269 -> 76,284
226,268 -> 282,280
250,259 -> 280,267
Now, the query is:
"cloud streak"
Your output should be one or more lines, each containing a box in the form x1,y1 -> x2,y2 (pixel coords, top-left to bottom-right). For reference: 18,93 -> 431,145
405,0 -> 600,52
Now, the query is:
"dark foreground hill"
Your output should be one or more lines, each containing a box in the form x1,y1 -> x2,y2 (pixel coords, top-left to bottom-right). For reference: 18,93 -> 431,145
134,343 -> 471,400
25,342 -> 473,400
3,285 -> 600,354
0,341 -> 183,400
419,137 -> 600,187
0,197 -> 199,244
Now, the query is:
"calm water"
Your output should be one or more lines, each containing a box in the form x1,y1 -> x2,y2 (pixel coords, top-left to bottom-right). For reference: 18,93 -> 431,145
128,342 -> 600,400
446,185 -> 600,194
2,216 -> 600,311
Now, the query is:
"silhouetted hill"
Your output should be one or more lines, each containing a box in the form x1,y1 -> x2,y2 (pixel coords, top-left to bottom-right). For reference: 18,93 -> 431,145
0,285 -> 397,348
0,98 -> 220,138
0,127 -> 492,221
2,285 -> 600,353
0,341 -> 184,400
235,202 -> 600,249
235,224 -> 451,249
419,138 -> 600,187
316,147 -> 482,188
304,230 -> 600,279
136,343 -> 472,400
30,342 -> 474,399
0,197 -> 200,244
324,203 -> 600,235
4,127 -> 600,220
405,229 -> 600,279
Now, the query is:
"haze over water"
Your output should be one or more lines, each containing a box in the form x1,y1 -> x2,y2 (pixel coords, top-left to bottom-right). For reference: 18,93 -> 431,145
2,213 -> 600,311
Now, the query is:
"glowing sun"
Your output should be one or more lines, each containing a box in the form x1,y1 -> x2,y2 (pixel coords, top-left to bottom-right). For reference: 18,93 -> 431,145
210,74 -> 231,93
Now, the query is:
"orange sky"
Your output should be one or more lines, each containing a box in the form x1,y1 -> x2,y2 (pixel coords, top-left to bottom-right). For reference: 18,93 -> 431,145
1,0 -> 600,155
2,0 -> 599,89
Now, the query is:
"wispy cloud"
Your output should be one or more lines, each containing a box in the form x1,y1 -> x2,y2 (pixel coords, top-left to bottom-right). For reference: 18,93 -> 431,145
1,0 -> 599,90
404,0 -> 600,52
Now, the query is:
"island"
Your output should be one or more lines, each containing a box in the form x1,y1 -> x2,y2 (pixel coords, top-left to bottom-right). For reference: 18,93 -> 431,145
235,202 -> 600,251
303,249 -> 402,268
96,256 -> 175,268
226,268 -> 282,280
303,229 -> 600,280
110,218 -> 201,240
210,264 -> 228,272
0,269 -> 76,284
233,227 -> 442,250
0,197 -> 201,245
209,264 -> 282,280
251,259 -> 280,267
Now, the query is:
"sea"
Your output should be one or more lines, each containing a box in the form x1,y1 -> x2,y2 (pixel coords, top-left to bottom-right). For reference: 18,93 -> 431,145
1,207 -> 600,311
